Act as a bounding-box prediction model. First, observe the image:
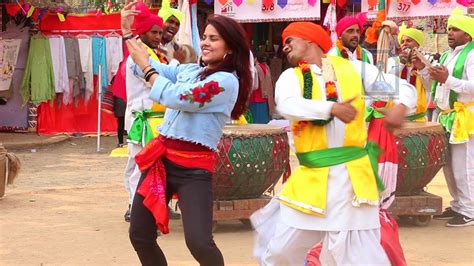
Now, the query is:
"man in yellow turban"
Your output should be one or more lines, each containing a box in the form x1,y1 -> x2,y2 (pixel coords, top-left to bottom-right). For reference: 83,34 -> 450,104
158,0 -> 185,62
386,23 -> 432,122
251,22 -> 416,265
430,8 -> 474,227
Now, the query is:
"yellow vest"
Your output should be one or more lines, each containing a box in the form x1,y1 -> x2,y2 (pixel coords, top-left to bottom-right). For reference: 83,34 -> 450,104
278,56 -> 380,217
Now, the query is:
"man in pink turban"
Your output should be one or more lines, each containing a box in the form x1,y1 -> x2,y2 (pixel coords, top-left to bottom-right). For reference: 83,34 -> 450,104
328,14 -> 374,64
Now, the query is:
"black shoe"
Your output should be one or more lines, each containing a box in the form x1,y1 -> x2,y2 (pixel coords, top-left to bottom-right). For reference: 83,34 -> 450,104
446,214 -> 474,227
168,206 -> 181,220
433,207 -> 458,220
124,205 -> 131,223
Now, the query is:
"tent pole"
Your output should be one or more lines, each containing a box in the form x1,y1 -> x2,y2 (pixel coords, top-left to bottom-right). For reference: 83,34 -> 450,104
97,64 -> 102,152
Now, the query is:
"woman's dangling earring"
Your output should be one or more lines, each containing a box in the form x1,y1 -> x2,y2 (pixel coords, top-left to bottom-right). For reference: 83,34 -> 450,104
223,53 -> 228,60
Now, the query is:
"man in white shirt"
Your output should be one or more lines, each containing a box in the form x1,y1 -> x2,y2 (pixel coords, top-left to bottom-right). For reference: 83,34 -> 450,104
251,22 -> 416,265
430,8 -> 474,227
386,23 -> 432,121
328,14 -> 374,64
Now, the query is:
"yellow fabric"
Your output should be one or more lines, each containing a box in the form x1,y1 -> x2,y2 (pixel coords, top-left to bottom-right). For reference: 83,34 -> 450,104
442,101 -> 474,143
142,42 -> 166,137
448,8 -> 474,39
279,56 -> 379,217
158,0 -> 184,24
398,22 -> 425,46
413,74 -> 428,122
233,115 -> 248,124
109,146 -> 129,157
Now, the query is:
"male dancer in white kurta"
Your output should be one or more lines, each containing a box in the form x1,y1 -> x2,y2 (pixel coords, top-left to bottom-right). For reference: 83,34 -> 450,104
251,22 -> 416,265
431,8 -> 474,227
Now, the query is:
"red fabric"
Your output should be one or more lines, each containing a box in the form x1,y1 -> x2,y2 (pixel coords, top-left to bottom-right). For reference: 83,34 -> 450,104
37,78 -> 117,135
134,137 -> 216,234
305,243 -> 322,266
400,66 -> 417,87
282,22 -> 332,53
367,101 -> 398,164
132,3 -> 163,35
379,210 -> 407,266
249,63 -> 269,103
111,56 -> 128,102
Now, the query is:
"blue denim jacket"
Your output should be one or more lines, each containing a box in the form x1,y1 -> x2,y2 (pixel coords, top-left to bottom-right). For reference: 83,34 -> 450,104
131,59 -> 239,150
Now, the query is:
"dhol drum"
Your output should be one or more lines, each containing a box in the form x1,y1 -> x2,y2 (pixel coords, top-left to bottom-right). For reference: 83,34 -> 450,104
213,124 -> 290,200
394,122 -> 448,196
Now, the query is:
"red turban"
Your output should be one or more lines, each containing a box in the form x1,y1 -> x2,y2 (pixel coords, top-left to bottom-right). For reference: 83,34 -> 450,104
282,22 -> 332,54
335,13 -> 367,38
132,3 -> 164,35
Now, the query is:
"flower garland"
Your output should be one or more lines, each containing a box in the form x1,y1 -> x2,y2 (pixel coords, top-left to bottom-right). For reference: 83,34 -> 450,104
336,40 -> 364,61
299,60 -> 339,126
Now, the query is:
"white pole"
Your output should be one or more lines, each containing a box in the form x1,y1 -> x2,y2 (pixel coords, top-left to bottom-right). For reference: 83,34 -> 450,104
97,64 -> 102,152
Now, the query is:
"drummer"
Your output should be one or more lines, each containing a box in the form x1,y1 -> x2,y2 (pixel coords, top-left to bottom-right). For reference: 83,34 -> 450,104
251,21 -> 416,265
430,8 -> 474,227
386,23 -> 432,122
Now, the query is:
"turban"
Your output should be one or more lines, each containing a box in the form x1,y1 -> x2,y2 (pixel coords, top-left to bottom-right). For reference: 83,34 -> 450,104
448,8 -> 474,39
335,13 -> 367,38
132,3 -> 163,35
397,23 -> 424,46
382,20 -> 398,34
158,0 -> 184,24
282,22 -> 332,53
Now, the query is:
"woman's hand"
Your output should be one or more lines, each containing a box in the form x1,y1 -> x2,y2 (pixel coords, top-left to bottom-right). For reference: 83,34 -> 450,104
126,38 -> 151,71
121,1 -> 140,35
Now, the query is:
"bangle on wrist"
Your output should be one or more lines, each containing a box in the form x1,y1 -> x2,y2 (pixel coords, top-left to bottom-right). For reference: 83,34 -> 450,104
142,65 -> 152,73
145,71 -> 158,82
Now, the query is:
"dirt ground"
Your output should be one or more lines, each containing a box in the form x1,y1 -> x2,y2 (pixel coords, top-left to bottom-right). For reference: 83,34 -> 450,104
1,136 -> 473,265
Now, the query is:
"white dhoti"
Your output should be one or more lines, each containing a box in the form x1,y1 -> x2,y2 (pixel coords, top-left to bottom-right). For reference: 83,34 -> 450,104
443,138 -> 474,218
251,199 -> 390,266
124,142 -> 143,205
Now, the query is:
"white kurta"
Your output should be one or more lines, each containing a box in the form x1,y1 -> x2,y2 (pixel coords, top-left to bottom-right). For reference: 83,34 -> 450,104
48,36 -> 69,96
274,60 -> 416,231
433,44 -> 474,218
327,46 -> 374,65
77,37 -> 94,101
124,56 -> 155,204
106,36 -> 123,84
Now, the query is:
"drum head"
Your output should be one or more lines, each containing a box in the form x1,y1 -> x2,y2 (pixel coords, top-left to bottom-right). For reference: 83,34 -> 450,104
222,124 -> 286,136
394,122 -> 444,136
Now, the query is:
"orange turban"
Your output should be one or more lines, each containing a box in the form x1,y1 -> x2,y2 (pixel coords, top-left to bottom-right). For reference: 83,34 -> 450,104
282,22 -> 332,54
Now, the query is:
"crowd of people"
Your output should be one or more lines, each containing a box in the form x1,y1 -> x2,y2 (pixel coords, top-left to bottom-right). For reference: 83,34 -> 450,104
112,1 -> 473,265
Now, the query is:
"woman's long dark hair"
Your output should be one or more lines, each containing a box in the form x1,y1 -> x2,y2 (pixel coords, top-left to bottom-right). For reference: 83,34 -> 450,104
200,15 -> 251,120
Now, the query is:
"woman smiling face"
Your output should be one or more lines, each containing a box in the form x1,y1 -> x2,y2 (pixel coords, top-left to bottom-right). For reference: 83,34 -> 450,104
200,24 -> 230,69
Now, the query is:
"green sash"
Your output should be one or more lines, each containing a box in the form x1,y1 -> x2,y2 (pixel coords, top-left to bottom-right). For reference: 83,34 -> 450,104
431,41 -> 474,131
127,109 -> 164,146
296,141 -> 385,192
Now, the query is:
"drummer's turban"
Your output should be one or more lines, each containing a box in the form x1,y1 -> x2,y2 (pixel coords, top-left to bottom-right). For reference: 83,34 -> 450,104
448,8 -> 474,39
282,22 -> 332,54
133,3 -> 163,35
158,0 -> 184,24
397,23 -> 425,46
336,13 -> 367,38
